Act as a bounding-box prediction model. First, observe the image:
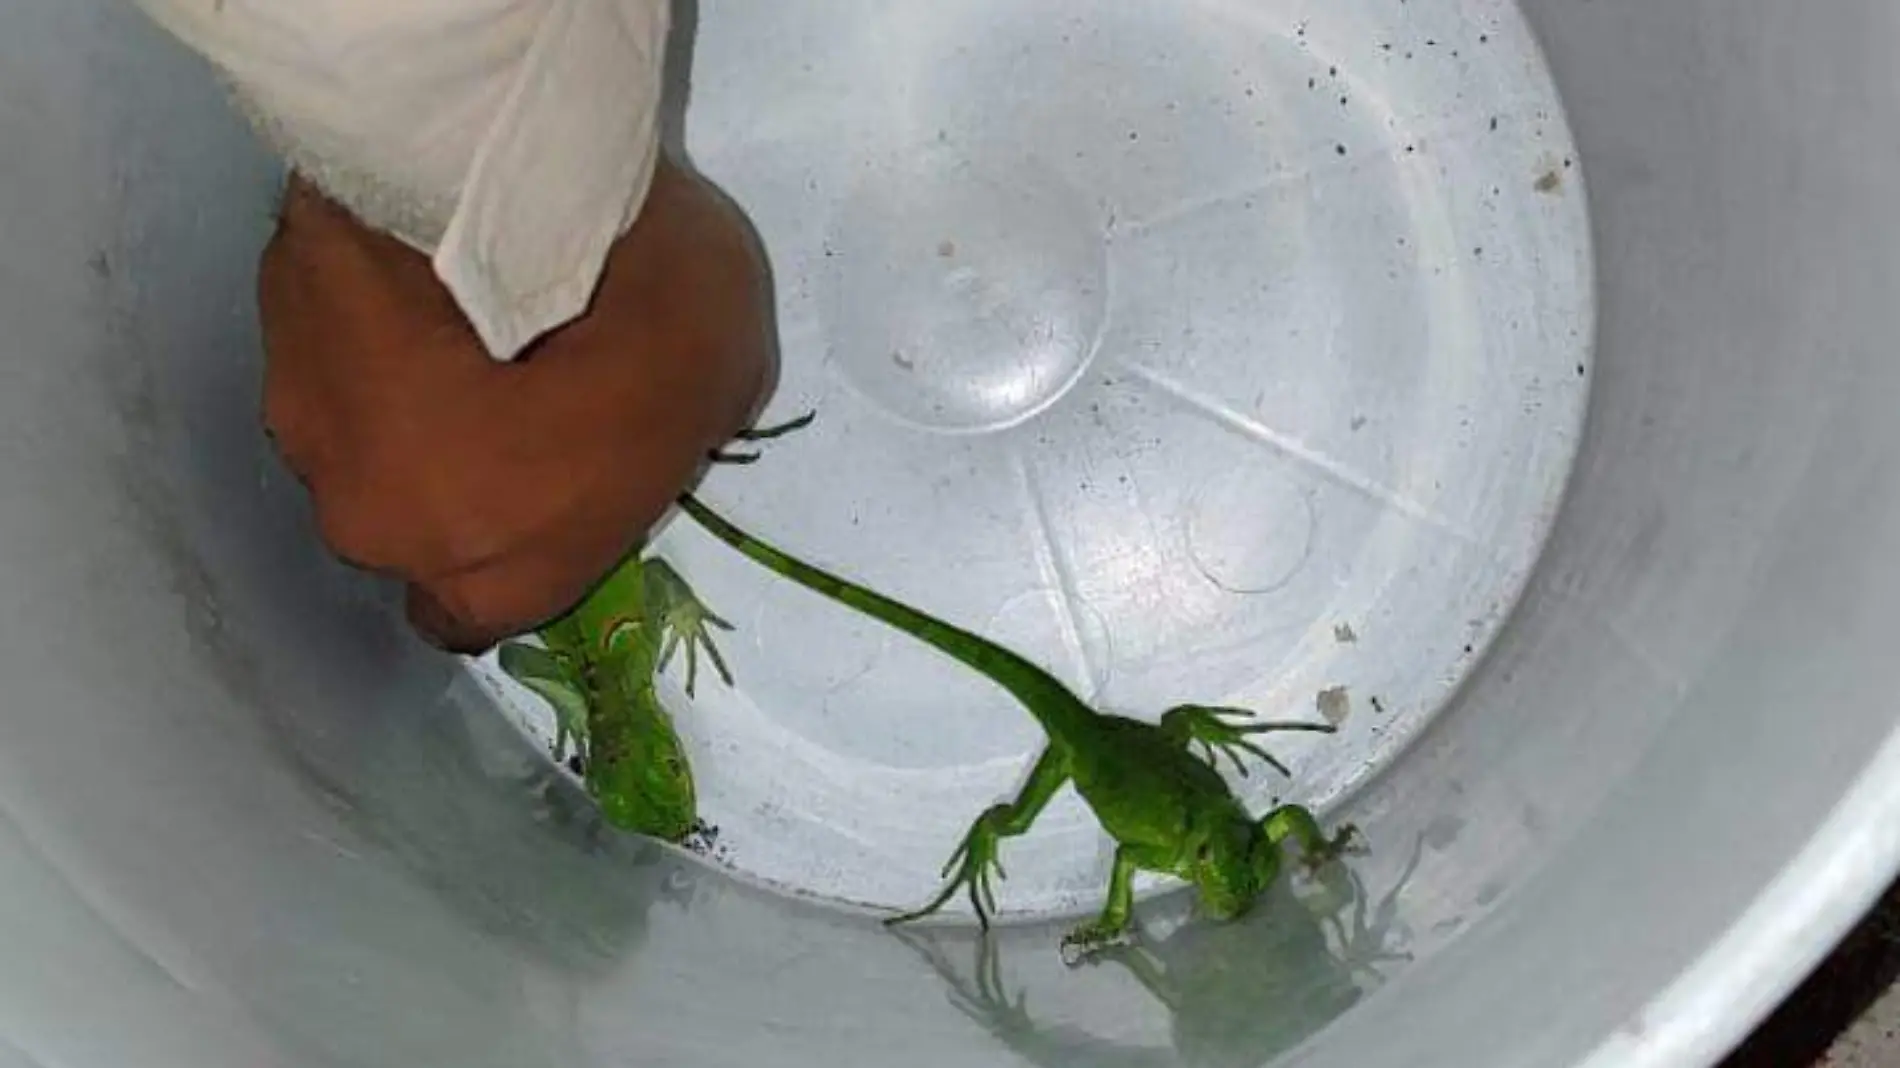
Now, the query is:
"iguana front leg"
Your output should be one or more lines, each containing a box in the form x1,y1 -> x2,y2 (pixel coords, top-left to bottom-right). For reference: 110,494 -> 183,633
889,745 -> 1072,930
1060,848 -> 1142,962
641,560 -> 736,698
499,643 -> 591,763
1261,804 -> 1363,871
1160,706 -> 1336,779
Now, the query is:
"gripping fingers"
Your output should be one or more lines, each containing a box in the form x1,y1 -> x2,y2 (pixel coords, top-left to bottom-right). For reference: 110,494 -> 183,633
712,412 -> 818,464
734,411 -> 817,442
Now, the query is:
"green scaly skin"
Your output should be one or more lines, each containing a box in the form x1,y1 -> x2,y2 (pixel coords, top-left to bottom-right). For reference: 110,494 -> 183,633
500,556 -> 730,840
493,414 -> 814,841
677,494 -> 1360,957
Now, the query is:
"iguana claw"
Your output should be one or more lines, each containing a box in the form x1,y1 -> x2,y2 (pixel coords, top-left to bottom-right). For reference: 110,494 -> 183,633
1059,922 -> 1135,966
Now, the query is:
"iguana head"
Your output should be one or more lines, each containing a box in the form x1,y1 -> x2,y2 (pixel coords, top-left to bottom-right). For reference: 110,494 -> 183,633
1192,818 -> 1277,921
589,713 -> 698,842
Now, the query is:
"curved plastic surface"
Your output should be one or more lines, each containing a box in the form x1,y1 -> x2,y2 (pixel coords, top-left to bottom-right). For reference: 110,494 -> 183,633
1,2 -> 1897,1067
469,0 -> 1595,919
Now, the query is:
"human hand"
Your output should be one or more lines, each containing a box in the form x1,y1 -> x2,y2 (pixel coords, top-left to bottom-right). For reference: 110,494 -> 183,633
257,159 -> 774,653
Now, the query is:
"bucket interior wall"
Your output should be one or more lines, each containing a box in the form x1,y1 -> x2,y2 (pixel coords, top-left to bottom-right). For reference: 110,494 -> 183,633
2,2 -> 1896,1067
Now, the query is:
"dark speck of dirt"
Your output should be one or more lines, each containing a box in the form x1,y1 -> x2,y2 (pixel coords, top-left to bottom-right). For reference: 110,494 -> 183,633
1535,169 -> 1564,194
1371,696 -> 1387,715
1336,144 -> 1348,156
1490,116 -> 1500,132
684,820 -> 734,865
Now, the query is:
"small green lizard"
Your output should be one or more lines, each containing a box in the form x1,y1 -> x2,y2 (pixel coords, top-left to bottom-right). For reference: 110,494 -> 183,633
497,414 -> 813,840
898,839 -> 1420,1066
498,556 -> 731,840
676,494 -> 1358,956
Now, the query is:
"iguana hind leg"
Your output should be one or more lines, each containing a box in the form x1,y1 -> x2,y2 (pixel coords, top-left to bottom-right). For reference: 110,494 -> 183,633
499,642 -> 591,761
888,745 -> 1070,930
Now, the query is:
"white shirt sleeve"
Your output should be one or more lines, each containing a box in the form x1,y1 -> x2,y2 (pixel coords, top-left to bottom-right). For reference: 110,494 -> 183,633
128,0 -> 672,361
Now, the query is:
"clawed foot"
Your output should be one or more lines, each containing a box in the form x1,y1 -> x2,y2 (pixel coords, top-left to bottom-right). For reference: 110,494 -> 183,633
886,806 -> 1008,930
499,642 -> 592,762
1303,823 -> 1366,872
642,561 -> 736,698
1161,705 -> 1336,779
1059,921 -> 1135,968
1263,805 -> 1365,874
710,411 -> 816,465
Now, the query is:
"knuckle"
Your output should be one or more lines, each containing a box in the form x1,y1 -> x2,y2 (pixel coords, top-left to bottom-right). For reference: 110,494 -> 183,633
406,583 -> 495,655
310,487 -> 386,571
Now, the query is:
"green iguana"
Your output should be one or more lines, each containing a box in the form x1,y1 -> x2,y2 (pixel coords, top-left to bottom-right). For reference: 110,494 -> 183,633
898,838 -> 1420,1063
497,554 -> 734,840
496,415 -> 812,840
675,495 -> 1359,957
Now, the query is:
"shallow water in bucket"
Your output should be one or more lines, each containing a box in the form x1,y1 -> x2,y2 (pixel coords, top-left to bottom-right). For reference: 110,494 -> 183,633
469,0 -> 1592,919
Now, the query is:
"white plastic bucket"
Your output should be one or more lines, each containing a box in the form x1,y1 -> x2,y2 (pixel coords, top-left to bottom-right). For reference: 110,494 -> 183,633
2,2 -> 1894,1066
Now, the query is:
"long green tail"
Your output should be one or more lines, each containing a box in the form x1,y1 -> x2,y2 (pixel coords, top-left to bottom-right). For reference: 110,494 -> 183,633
677,495 -> 1096,740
